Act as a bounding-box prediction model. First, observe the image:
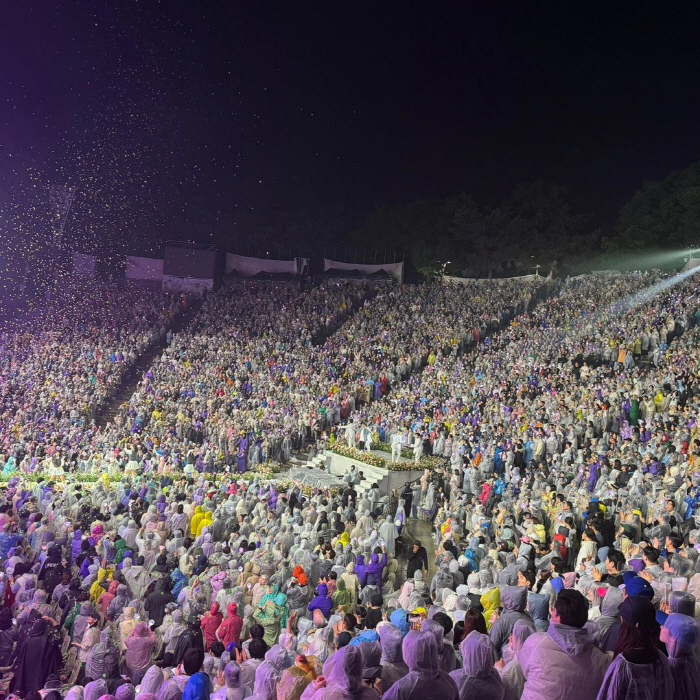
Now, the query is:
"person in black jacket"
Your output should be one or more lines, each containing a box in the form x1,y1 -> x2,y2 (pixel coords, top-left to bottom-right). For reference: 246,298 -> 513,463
406,540 -> 429,579
144,577 -> 173,628
38,544 -> 64,599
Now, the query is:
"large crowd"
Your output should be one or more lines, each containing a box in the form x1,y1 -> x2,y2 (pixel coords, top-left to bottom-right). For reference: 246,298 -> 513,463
0,270 -> 698,700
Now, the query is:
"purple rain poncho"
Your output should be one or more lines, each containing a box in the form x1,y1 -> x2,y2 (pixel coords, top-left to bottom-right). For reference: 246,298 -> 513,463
382,630 -> 459,700
449,631 -> 504,700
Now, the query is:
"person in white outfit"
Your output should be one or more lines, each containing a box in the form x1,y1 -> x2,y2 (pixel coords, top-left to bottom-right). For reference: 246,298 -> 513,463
345,421 -> 357,448
391,431 -> 403,463
414,433 -> 423,465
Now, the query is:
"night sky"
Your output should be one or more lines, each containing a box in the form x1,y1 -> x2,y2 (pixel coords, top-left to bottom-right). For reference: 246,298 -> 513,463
2,2 -> 700,260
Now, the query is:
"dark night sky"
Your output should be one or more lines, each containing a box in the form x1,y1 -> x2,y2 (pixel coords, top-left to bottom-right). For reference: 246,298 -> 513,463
2,1 -> 700,255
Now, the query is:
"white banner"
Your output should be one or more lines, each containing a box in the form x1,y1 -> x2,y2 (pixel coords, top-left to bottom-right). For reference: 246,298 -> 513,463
161,276 -> 214,296
72,253 -> 97,277
126,256 -> 164,280
443,273 -> 537,285
226,253 -> 298,276
323,258 -> 403,283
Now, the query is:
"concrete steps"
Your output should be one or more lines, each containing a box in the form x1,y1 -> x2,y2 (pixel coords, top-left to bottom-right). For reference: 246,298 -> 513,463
95,300 -> 202,428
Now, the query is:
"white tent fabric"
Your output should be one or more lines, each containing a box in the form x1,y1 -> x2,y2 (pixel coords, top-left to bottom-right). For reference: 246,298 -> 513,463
126,256 -> 164,281
226,253 -> 298,276
323,258 -> 403,283
682,257 -> 700,272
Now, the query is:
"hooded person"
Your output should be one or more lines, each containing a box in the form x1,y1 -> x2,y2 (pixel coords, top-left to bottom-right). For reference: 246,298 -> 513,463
378,624 -> 409,691
389,607 -> 411,638
480,588 -> 501,631
107,584 -> 130,621
201,602 -> 224,650
661,613 -> 700,700
116,684 -> 136,700
0,608 -> 16,666
99,579 -> 121,616
90,568 -> 110,606
526,592 -> 550,633
157,679 -> 184,700
449,631 -> 504,700
518,589 -> 612,700
595,597 -> 674,700
247,657 -> 277,700
489,586 -> 531,658
125,621 -> 157,683
423,617 -> 458,672
381,630 -> 459,700
307,584 -> 333,620
125,556 -> 152,600
341,563 -> 360,601
85,680 -> 109,700
255,592 -> 288,647
174,619 -> 205,667
499,620 -> 535,700
357,640 -> 382,687
182,669 -> 212,700
72,602 -> 97,644
300,644 -> 381,700
412,568 -> 427,596
12,618 -> 62,694
430,562 -> 454,599
498,555 -> 519,587
210,661 -> 247,700
86,628 -> 120,682
139,666 -> 165,697
250,645 -> 290,700
119,607 -> 138,649
332,579 -> 353,613
145,577 -> 173,628
589,586 -> 623,653
217,603 -> 243,647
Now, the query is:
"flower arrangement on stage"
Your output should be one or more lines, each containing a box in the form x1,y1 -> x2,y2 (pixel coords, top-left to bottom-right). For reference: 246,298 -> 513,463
331,443 -> 389,468
0,472 -> 126,485
371,441 -> 414,459
331,441 -> 446,472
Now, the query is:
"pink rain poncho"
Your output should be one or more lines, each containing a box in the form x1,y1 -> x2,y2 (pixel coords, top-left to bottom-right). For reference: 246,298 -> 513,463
300,645 -> 382,700
382,631 -> 459,700
248,645 -> 292,700
248,661 -> 278,700
449,631 -> 504,700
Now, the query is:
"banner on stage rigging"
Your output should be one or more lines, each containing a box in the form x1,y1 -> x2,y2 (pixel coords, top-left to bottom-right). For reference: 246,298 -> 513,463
225,253 -> 299,276
125,256 -> 164,281
323,258 -> 404,283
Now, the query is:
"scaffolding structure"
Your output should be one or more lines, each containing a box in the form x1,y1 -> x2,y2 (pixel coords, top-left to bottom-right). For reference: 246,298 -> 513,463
48,185 -> 76,250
